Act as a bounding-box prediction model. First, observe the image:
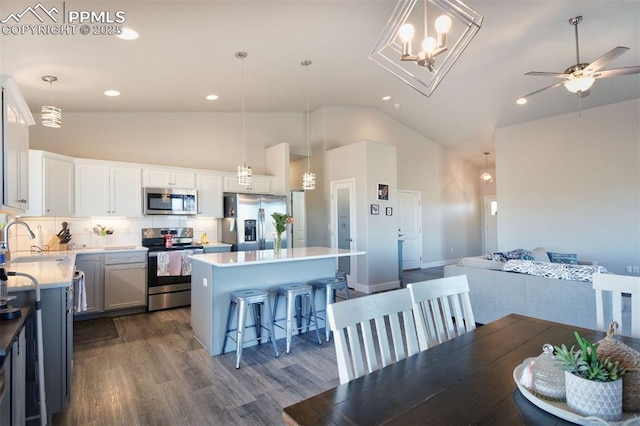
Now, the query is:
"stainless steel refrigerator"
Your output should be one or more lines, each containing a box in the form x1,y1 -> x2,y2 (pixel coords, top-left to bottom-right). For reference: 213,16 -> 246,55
221,193 -> 288,251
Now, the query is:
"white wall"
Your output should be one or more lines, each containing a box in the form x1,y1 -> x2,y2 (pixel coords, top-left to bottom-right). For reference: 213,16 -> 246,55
29,112 -> 306,174
325,141 -> 398,293
308,106 -> 482,266
495,99 -> 640,274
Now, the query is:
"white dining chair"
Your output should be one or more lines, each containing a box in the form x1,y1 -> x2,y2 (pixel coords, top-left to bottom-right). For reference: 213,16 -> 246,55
327,288 -> 420,384
407,275 -> 476,351
593,272 -> 640,338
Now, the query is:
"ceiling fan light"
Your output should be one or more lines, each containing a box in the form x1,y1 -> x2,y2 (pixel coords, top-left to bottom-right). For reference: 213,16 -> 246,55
565,76 -> 595,93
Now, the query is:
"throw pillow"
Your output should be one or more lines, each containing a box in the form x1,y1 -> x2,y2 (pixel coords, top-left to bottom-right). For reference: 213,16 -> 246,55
487,248 -> 534,262
547,252 -> 578,265
530,247 -> 549,263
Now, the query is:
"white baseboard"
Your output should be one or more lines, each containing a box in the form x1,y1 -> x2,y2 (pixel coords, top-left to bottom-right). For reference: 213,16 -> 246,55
354,280 -> 400,294
420,259 -> 460,269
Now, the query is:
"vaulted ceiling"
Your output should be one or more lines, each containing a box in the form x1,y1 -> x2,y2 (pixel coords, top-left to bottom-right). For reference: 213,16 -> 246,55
2,1 -> 639,168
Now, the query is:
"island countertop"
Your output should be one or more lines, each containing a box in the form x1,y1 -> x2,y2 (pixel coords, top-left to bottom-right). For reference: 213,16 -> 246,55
191,246 -> 366,267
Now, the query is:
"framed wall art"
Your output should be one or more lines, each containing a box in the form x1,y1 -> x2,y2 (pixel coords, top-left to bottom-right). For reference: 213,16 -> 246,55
371,204 -> 379,215
377,183 -> 389,200
386,207 -> 393,216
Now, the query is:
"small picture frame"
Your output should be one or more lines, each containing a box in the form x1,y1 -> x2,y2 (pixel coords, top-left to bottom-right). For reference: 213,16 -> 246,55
386,207 -> 393,216
377,183 -> 389,200
371,204 -> 379,215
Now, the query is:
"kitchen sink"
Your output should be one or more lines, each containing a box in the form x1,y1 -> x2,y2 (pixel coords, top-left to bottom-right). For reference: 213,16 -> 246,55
9,253 -> 68,263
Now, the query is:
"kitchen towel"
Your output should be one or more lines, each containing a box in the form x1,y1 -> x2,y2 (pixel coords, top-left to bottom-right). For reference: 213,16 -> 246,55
156,252 -> 171,276
181,250 -> 194,276
169,251 -> 183,276
74,271 -> 87,312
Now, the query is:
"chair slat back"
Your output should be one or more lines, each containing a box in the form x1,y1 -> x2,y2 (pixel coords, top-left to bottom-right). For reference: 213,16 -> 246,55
407,275 -> 476,351
593,272 -> 640,338
327,288 -> 419,384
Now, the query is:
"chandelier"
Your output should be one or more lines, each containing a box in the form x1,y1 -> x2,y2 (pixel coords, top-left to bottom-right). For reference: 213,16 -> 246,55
235,52 -> 252,187
370,0 -> 483,98
480,152 -> 494,183
301,60 -> 315,190
41,75 -> 62,128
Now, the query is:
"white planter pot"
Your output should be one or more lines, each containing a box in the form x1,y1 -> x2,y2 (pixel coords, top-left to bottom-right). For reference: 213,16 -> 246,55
564,371 -> 622,421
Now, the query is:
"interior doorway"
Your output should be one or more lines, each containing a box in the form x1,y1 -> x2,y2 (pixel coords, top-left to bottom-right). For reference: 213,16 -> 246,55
330,179 -> 356,285
397,190 -> 422,270
484,195 -> 498,254
290,190 -> 306,248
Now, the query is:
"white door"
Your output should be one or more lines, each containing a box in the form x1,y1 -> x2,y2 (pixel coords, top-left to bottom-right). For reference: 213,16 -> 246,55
485,196 -> 498,254
290,191 -> 306,248
330,179 -> 356,285
398,190 -> 422,270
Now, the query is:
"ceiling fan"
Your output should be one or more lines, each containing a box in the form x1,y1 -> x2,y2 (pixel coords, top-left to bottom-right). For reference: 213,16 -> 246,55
516,16 -> 640,105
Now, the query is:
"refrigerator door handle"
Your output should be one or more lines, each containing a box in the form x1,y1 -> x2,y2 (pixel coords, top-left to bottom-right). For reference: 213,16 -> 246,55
258,208 -> 265,249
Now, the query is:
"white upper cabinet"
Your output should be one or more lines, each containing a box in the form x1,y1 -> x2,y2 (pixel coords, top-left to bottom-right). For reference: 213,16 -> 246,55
1,76 -> 35,213
196,173 -> 223,217
75,160 -> 142,217
27,150 -> 74,217
142,167 -> 195,189
223,174 -> 274,194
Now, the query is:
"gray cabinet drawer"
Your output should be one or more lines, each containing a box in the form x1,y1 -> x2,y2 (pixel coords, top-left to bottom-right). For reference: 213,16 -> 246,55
103,251 -> 146,265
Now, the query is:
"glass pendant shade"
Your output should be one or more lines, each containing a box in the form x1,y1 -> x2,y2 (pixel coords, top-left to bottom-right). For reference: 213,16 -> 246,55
237,163 -> 252,186
303,171 -> 316,190
41,105 -> 62,128
564,76 -> 595,93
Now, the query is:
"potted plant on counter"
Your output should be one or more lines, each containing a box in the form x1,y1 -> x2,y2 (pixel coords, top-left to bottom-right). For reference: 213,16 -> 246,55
554,331 -> 625,421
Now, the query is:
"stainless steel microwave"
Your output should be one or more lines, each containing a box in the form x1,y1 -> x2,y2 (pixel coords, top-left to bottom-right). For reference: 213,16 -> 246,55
143,188 -> 197,215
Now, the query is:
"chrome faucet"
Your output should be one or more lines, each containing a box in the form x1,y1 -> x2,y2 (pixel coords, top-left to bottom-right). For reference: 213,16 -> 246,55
2,220 -> 36,262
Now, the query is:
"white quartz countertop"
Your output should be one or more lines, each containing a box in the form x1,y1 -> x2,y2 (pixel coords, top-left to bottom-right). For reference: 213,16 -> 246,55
191,246 -> 366,267
6,246 -> 148,291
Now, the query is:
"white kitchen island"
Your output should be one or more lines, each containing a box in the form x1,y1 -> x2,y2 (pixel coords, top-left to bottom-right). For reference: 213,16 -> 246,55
190,246 -> 365,356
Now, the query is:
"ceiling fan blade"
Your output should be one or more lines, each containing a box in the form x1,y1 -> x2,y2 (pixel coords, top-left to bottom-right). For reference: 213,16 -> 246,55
517,81 -> 566,100
525,71 -> 569,78
583,46 -> 629,74
593,66 -> 640,79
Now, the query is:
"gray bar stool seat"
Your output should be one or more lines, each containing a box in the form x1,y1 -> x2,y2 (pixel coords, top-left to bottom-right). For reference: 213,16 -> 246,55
311,276 -> 351,341
272,283 -> 321,354
221,289 -> 279,369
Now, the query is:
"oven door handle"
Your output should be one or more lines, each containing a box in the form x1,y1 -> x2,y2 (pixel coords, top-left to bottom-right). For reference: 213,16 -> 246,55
148,249 -> 204,258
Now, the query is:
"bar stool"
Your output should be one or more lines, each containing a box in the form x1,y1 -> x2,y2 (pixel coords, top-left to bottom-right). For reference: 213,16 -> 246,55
272,283 -> 322,354
311,276 -> 351,341
221,289 -> 279,369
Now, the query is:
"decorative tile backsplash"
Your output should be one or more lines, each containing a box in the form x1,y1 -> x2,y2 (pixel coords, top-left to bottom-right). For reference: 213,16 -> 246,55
5,215 -> 219,252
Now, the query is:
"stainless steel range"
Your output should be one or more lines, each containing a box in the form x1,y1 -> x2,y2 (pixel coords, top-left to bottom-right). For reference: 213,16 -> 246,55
142,227 -> 203,311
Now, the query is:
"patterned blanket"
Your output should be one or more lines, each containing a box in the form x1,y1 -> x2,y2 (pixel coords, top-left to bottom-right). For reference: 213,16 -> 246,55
502,260 -> 608,282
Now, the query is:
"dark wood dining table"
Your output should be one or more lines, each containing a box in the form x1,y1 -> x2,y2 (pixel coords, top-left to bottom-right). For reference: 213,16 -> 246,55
282,314 -> 640,425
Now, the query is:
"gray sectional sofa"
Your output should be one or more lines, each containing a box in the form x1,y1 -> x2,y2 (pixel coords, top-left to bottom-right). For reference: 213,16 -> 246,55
443,256 -> 612,330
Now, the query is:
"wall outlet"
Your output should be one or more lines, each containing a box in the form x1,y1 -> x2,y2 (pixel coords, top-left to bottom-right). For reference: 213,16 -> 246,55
633,266 -> 640,275
626,266 -> 633,274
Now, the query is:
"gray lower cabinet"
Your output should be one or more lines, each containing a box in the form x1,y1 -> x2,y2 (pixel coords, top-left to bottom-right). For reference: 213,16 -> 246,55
0,325 -> 26,426
75,254 -> 104,314
13,286 -> 73,422
203,245 -> 232,254
103,252 -> 147,311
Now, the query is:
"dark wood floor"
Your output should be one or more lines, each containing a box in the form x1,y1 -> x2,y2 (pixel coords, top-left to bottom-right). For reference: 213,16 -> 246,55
54,267 -> 444,425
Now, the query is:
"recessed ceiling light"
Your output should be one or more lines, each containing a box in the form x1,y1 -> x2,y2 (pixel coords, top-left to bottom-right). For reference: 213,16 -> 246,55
117,28 -> 139,40
516,98 -> 527,105
206,94 -> 219,101
382,96 -> 391,101
104,90 -> 120,97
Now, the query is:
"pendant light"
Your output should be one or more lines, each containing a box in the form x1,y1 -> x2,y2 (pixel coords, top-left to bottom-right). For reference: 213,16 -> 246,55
235,52 -> 252,186
301,60 -> 315,190
41,75 -> 62,128
480,152 -> 494,183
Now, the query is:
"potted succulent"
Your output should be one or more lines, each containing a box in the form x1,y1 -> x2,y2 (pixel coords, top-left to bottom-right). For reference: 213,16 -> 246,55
554,331 -> 625,421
